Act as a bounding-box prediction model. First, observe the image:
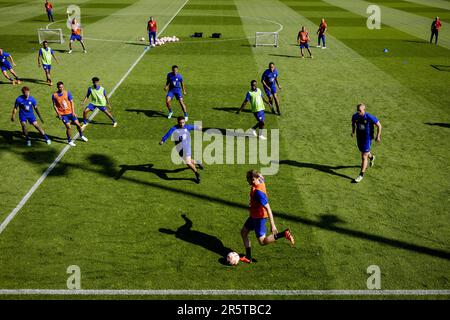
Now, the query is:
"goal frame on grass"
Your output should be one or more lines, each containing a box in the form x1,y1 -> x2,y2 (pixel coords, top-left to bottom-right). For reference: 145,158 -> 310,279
37,28 -> 65,44
255,32 -> 279,47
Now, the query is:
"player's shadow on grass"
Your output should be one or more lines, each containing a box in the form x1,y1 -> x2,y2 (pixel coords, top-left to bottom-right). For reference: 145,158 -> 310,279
278,160 -> 358,181
268,54 -> 299,59
430,65 -> 450,72
159,214 -> 234,265
425,122 -> 450,128
0,129 -> 67,145
20,78 -> 50,85
213,107 -> 251,114
202,127 -> 253,138
115,163 -> 195,182
126,109 -> 167,118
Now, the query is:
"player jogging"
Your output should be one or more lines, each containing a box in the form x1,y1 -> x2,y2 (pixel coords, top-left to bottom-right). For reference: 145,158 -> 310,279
44,0 -> 54,22
0,48 -> 21,85
68,18 -> 87,54
11,86 -> 51,147
52,81 -> 88,146
316,18 -> 327,49
261,62 -> 282,115
351,103 -> 382,183
164,65 -> 188,121
37,40 -> 58,86
81,77 -> 117,128
236,80 -> 271,140
147,16 -> 158,46
159,116 -> 203,184
430,17 -> 441,45
297,26 -> 313,58
239,170 -> 295,264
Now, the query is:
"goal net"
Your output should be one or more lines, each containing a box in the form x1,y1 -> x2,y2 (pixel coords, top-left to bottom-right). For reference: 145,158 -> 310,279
37,28 -> 64,44
255,32 -> 279,47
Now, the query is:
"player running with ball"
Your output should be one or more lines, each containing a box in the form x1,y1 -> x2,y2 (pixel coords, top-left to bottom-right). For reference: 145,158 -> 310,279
240,170 -> 295,264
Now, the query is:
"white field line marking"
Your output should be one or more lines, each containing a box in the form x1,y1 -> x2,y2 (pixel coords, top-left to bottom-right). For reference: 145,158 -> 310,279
0,289 -> 449,296
0,0 -> 190,236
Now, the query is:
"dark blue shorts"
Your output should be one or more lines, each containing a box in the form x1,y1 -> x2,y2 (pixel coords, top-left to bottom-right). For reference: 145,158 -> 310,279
61,114 -> 78,124
19,114 -> 37,124
253,110 -> 265,122
264,85 -> 277,97
1,64 -> 12,72
148,31 -> 157,41
167,89 -> 183,100
357,137 -> 372,153
86,103 -> 106,112
244,217 -> 267,238
70,34 -> 82,42
300,43 -> 309,49
43,64 -> 51,71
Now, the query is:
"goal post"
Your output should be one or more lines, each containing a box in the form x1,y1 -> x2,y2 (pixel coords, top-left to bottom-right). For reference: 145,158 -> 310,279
37,28 -> 64,44
255,32 -> 279,47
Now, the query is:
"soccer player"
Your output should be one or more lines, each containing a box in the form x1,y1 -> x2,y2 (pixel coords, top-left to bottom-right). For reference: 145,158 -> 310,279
351,103 -> 382,183
11,86 -> 51,147
147,16 -> 157,46
164,65 -> 188,121
297,26 -> 313,58
52,81 -> 88,146
261,62 -> 282,115
0,48 -> 21,85
44,0 -> 54,22
68,18 -> 87,54
316,18 -> 327,49
81,77 -> 117,128
239,170 -> 295,264
430,17 -> 441,45
236,80 -> 271,140
159,116 -> 203,184
37,40 -> 58,86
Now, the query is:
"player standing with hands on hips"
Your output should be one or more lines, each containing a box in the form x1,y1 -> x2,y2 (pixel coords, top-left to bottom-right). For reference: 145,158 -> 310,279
351,103 -> 382,183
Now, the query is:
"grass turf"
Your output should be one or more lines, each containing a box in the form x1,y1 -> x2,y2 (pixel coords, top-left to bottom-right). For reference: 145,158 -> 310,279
0,0 -> 449,298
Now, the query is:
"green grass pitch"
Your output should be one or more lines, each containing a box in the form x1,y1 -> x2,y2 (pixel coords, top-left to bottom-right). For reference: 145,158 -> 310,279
0,0 -> 449,299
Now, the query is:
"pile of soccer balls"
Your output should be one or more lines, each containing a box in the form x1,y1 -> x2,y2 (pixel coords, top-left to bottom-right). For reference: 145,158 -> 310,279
140,36 -> 180,47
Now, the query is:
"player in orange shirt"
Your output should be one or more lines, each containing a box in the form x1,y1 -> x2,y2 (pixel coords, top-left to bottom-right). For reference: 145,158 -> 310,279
297,26 -> 313,59
239,170 -> 295,263
68,19 -> 87,54
52,81 -> 88,146
44,0 -> 54,22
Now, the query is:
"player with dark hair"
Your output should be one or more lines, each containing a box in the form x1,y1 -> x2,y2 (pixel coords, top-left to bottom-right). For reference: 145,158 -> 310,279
261,62 -> 282,115
44,0 -> 54,22
240,170 -> 295,264
81,77 -> 117,128
351,103 -> 382,183
164,65 -> 188,120
38,40 -> 58,86
297,26 -> 313,58
159,116 -> 203,183
430,16 -> 442,45
11,86 -> 51,146
0,48 -> 21,85
147,16 -> 158,46
316,18 -> 327,49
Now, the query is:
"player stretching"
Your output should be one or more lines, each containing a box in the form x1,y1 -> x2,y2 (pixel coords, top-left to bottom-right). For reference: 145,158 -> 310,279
81,77 -> 117,128
236,80 -> 270,140
351,103 -> 382,183
316,18 -> 327,49
44,0 -> 54,22
11,86 -> 51,147
240,170 -> 295,264
164,65 -> 188,121
68,19 -> 87,54
297,26 -> 313,58
261,62 -> 282,115
37,41 -> 58,86
52,81 -> 88,146
159,116 -> 203,184
147,16 -> 158,46
0,48 -> 21,85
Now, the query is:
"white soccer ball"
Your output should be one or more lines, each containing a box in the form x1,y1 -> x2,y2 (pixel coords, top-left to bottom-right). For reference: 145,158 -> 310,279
227,252 -> 240,266
151,44 -> 156,47
140,37 -> 145,41
175,37 -> 179,42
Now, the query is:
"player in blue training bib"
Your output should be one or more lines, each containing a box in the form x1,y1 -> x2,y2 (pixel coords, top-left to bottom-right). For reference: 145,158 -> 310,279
351,103 -> 382,183
0,48 -> 21,85
10,86 -> 51,146
261,62 -> 282,115
164,65 -> 189,121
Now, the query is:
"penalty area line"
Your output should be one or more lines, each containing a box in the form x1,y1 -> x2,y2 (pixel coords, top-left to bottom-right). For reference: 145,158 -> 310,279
0,0 -> 190,236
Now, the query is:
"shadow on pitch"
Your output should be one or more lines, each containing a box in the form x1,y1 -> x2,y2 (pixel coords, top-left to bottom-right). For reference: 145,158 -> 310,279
213,107 -> 251,114
278,160 -> 358,181
425,122 -> 450,128
160,214 -> 234,265
115,163 -> 194,182
202,127 -> 252,138
20,78 -> 50,85
268,54 -> 299,59
125,108 -> 167,118
47,153 -> 450,262
430,65 -> 450,72
0,129 -> 67,145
